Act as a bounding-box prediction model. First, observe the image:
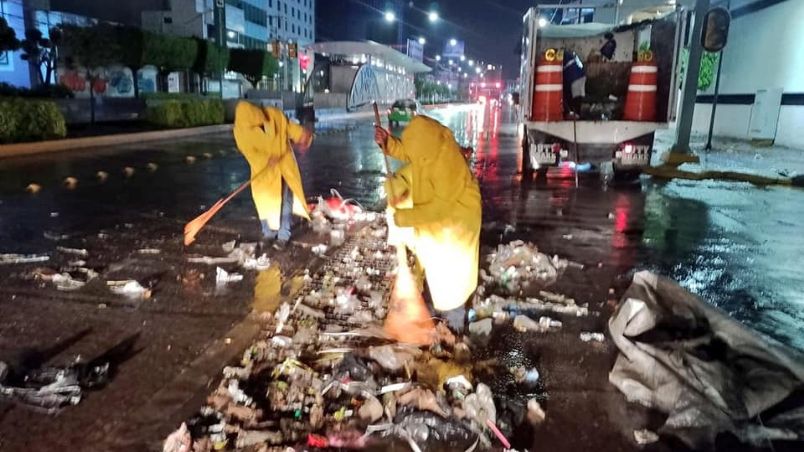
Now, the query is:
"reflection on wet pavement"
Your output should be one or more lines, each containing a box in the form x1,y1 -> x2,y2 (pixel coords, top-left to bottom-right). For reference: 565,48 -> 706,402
0,104 -> 801,356
252,265 -> 282,313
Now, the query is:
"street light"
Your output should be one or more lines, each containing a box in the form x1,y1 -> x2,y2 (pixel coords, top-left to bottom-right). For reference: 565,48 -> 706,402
279,61 -> 285,67
475,67 -> 481,74
418,36 -> 426,45
428,11 -> 439,22
435,55 -> 441,61
448,59 -> 454,65
449,38 -> 457,46
463,73 -> 468,78
460,55 -> 466,62
384,11 -> 396,22
468,60 -> 474,67
538,17 -> 548,27
487,64 -> 493,70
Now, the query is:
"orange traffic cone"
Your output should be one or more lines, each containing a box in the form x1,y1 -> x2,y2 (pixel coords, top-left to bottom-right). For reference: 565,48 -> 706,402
623,50 -> 658,121
531,48 -> 563,121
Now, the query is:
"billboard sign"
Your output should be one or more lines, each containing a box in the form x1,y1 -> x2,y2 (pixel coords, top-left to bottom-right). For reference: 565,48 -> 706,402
407,39 -> 423,62
442,40 -> 465,59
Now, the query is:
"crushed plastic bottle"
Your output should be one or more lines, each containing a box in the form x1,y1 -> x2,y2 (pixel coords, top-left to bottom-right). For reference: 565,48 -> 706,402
512,315 -> 561,333
580,332 -> 605,343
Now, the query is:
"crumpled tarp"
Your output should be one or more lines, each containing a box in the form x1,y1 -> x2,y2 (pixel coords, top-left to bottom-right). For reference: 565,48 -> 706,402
608,271 -> 804,448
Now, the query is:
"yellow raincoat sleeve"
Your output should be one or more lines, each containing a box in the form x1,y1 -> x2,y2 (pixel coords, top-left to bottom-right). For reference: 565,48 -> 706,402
384,135 -> 412,163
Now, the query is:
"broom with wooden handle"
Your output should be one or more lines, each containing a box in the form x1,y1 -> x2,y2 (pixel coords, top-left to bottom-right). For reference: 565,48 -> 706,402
183,161 -> 275,246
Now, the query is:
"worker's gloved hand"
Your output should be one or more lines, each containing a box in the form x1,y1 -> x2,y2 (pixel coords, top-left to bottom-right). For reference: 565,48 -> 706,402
374,126 -> 390,149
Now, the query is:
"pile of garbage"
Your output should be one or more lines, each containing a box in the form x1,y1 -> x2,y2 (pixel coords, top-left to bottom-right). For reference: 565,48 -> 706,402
165,218 -> 548,452
482,241 -> 578,294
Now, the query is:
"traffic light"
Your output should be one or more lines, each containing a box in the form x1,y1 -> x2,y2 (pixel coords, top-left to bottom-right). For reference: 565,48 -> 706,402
289,43 -> 298,59
702,7 -> 730,52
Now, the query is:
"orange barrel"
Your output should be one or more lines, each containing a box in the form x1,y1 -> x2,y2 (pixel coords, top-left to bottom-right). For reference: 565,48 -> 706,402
532,48 -> 563,121
623,50 -> 658,121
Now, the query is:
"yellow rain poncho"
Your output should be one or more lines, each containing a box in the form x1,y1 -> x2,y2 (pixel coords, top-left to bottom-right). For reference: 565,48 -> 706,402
384,116 -> 481,312
233,102 -> 311,230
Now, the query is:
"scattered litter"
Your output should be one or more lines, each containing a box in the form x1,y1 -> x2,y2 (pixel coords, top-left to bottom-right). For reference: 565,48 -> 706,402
187,255 -> 239,265
330,229 -> 345,246
311,244 -> 328,256
580,332 -> 605,343
147,162 -> 159,172
512,315 -> 561,333
163,217 -> 550,451
634,429 -> 659,445
51,273 -> 88,291
43,232 -> 69,241
527,399 -> 546,425
311,189 -> 364,222
0,253 -> 50,265
242,254 -> 270,271
96,171 -> 109,182
185,156 -> 196,164
562,234 -> 573,240
485,240 -> 568,292
137,248 -> 162,255
50,212 -> 59,218
57,246 -> 88,257
107,280 -> 152,299
216,267 -> 244,284
468,318 -> 493,337
63,177 -> 78,189
26,183 -> 42,194
163,423 -> 191,452
123,167 -> 135,177
222,240 -> 236,253
0,357 -> 110,412
511,366 -> 540,386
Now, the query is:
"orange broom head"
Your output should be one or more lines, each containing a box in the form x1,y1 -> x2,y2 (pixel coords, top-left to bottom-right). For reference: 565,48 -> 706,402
384,250 -> 434,346
183,201 -> 224,246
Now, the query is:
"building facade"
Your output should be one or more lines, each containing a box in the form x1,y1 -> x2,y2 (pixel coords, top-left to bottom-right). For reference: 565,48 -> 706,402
690,0 -> 803,149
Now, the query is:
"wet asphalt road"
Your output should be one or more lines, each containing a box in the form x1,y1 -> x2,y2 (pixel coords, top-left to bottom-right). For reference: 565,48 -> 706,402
0,104 -> 802,450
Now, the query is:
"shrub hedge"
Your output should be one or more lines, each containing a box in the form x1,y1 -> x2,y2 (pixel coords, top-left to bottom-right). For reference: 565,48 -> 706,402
145,98 -> 224,128
0,98 -> 67,143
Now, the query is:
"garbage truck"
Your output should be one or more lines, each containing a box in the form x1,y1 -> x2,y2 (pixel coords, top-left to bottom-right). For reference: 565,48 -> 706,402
518,6 -> 686,180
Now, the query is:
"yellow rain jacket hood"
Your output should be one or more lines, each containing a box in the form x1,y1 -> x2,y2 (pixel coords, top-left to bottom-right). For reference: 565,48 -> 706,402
233,102 -> 310,230
384,116 -> 481,311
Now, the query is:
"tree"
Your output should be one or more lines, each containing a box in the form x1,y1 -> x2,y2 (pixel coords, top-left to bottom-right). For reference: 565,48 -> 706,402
192,38 -> 229,94
0,17 -> 19,54
61,24 -> 121,123
228,48 -> 278,87
144,33 -> 197,91
20,26 -> 62,86
116,26 -> 147,98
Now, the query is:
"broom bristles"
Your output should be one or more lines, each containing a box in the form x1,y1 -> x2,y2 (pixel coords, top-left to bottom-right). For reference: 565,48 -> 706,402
183,199 -> 225,246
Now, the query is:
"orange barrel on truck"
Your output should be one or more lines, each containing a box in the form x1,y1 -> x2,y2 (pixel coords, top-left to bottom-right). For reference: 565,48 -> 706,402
623,50 -> 658,121
531,48 -> 563,121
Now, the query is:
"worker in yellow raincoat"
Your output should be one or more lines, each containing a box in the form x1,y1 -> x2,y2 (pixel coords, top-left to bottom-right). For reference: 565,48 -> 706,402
375,116 -> 482,332
233,101 -> 312,249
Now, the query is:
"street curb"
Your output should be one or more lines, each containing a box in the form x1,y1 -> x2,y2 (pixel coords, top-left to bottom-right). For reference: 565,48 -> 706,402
645,164 -> 797,187
0,124 -> 234,159
0,103 -> 464,159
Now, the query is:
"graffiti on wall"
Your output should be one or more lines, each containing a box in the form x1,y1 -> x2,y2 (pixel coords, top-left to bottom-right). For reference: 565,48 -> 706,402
57,65 -> 158,98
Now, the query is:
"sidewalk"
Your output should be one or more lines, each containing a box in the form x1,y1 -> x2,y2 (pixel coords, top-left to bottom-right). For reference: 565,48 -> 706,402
651,129 -> 804,185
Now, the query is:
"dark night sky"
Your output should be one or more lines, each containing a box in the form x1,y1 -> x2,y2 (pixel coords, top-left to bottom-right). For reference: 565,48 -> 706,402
318,0 -> 535,79
426,0 -> 535,78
